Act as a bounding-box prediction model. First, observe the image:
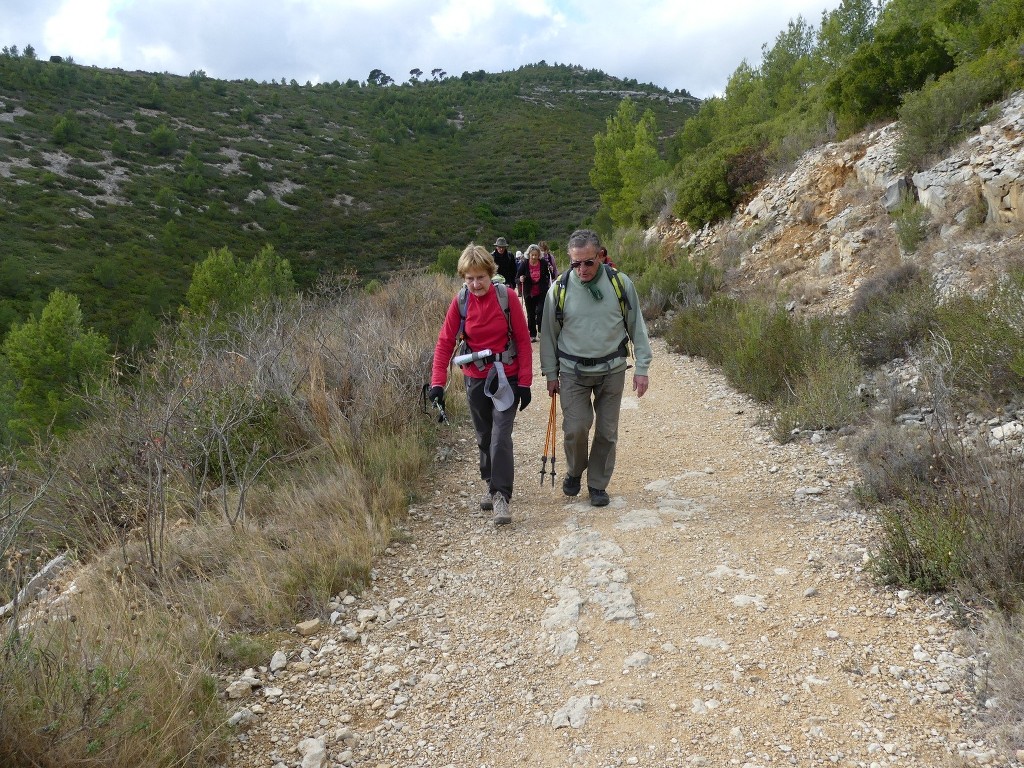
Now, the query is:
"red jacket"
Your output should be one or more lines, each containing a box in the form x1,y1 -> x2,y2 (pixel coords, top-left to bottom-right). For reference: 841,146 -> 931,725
431,285 -> 533,387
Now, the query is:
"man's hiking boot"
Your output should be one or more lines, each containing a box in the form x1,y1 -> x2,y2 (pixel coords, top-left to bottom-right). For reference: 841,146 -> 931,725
480,492 -> 494,511
588,487 -> 610,507
562,474 -> 581,497
492,494 -> 512,526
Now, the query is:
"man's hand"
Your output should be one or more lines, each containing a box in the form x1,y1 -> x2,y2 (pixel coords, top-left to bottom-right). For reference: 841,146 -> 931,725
546,379 -> 560,397
633,374 -> 649,398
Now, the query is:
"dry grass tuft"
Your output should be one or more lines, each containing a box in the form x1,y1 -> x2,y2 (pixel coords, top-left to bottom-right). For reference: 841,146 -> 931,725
2,270 -> 455,766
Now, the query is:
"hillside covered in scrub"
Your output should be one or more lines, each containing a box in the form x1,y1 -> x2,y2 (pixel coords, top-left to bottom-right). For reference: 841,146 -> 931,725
0,56 -> 696,346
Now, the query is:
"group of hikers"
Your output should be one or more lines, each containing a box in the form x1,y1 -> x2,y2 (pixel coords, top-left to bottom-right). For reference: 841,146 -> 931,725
428,229 -> 652,527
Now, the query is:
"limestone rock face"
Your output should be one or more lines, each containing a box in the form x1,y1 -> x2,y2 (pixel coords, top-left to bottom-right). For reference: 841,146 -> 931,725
647,89 -> 1024,313
911,92 -> 1024,224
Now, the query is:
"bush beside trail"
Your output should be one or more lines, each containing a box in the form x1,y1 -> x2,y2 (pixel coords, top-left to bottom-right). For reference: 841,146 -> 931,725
0,272 -> 454,768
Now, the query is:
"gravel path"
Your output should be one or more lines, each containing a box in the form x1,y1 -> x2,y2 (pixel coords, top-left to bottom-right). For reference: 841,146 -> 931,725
224,338 -> 995,768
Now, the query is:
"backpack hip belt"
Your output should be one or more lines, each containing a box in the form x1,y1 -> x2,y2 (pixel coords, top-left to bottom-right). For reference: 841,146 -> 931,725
556,337 -> 629,368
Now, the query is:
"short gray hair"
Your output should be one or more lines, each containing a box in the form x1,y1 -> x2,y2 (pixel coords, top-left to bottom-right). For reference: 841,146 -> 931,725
567,228 -> 600,251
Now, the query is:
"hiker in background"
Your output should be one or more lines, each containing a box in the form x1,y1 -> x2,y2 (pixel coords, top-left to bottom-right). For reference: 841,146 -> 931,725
539,228 -> 651,508
598,246 -> 616,269
539,240 -> 559,278
429,244 -> 533,526
516,243 -> 552,343
491,237 -> 518,286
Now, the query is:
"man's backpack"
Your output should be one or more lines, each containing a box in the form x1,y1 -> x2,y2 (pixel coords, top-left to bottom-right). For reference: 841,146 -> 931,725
552,264 -> 631,340
455,281 -> 517,370
551,264 -> 633,367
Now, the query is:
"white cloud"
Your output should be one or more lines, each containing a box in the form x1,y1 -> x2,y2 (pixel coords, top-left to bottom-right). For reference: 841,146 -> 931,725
43,0 -> 121,62
5,0 -> 844,96
430,0 -> 493,41
136,43 -> 178,71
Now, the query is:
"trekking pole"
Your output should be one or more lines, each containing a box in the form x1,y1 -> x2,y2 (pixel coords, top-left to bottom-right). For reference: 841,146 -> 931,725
539,417 -> 548,485
421,383 -> 450,426
540,393 -> 552,485
541,393 -> 557,486
548,393 -> 557,486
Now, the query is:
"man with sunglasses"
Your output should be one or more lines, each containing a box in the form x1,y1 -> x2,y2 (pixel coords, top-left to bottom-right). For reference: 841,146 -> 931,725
539,229 -> 652,507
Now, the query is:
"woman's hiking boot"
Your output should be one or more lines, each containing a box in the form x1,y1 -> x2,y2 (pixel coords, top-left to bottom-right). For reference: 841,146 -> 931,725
492,494 -> 512,526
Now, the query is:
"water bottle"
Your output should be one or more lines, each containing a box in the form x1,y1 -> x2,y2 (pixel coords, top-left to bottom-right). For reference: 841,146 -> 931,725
453,348 -> 494,366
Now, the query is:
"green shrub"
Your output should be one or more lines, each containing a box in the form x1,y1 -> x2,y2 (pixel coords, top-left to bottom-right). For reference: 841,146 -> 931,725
892,199 -> 930,254
846,262 -> 937,366
850,408 -> 953,590
673,150 -> 733,229
724,303 -> 810,403
896,62 -> 1007,170
511,219 -> 540,243
858,413 -> 1024,609
430,245 -> 461,276
632,258 -> 720,317
936,272 -> 1024,400
849,421 -> 935,504
51,112 -> 80,145
68,160 -> 103,180
609,230 -> 721,319
3,289 -> 110,440
774,340 -> 864,440
953,458 -> 1024,613
665,295 -> 739,366
872,495 -> 967,592
670,298 -> 819,403
148,123 -> 178,156
671,294 -> 863,436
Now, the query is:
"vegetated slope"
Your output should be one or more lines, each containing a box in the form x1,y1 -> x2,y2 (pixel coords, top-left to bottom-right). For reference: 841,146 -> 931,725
0,58 -> 697,344
651,90 -> 1024,315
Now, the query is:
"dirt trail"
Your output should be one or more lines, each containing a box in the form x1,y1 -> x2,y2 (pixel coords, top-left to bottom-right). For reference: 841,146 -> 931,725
225,338 -> 990,768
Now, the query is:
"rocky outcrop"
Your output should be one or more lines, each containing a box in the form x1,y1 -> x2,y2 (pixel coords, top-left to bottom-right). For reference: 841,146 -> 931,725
0,554 -> 71,620
912,92 -> 1024,224
649,89 -> 1024,313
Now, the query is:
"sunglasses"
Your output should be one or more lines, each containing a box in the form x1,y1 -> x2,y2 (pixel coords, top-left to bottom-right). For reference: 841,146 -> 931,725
570,259 -> 598,269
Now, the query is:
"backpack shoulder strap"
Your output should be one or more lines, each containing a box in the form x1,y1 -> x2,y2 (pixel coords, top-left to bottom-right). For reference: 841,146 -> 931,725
604,265 -> 631,338
495,281 -> 513,338
494,282 -> 517,362
494,281 -> 509,315
554,269 -> 571,327
456,285 -> 469,341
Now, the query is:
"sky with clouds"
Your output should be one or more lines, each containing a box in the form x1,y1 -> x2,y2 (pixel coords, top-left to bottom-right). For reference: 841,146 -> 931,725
0,0 -> 842,98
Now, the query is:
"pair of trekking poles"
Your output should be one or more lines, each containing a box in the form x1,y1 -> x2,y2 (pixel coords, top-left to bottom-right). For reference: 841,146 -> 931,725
422,383 -> 558,487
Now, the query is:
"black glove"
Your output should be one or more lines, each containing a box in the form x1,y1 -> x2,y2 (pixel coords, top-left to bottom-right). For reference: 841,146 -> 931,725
428,386 -> 445,408
518,386 -> 532,411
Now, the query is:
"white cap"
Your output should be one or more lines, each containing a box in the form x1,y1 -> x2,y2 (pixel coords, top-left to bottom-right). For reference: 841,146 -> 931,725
484,361 -> 515,412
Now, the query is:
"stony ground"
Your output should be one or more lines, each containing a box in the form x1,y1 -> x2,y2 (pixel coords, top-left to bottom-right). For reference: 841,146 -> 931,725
223,339 -> 1002,768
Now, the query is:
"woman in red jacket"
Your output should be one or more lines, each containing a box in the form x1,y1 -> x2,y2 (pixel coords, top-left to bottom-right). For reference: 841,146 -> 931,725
516,244 -> 552,342
429,244 -> 533,526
